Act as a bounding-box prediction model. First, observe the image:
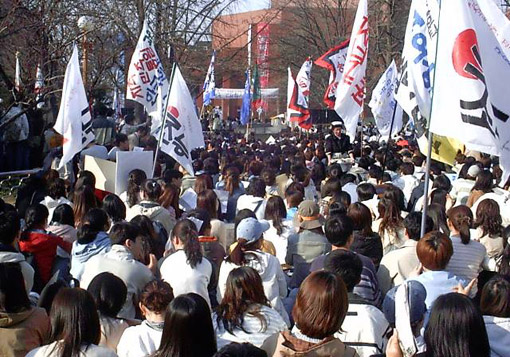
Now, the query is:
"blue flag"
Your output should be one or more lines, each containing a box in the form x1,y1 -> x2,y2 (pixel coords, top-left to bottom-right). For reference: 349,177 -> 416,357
203,51 -> 216,106
240,70 -> 251,125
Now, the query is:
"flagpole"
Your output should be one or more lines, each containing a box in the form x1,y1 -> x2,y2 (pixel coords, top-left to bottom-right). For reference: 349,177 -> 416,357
153,62 -> 177,177
420,0 -> 443,238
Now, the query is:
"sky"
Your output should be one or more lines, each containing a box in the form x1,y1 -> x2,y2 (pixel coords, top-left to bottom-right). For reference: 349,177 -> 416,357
231,0 -> 271,13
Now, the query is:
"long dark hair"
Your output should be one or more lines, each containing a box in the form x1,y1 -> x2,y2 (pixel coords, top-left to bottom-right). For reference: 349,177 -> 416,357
497,226 -> 510,276
215,267 -> 269,334
427,203 -> 450,235
126,169 -> 147,207
72,185 -> 98,227
51,204 -> 75,227
264,196 -> 286,236
377,197 -> 403,235
224,167 -> 241,196
197,189 -> 219,220
447,205 -> 473,244
425,293 -> 490,357
474,199 -> 503,237
23,204 -> 49,238
102,194 -> 126,224
154,293 -> 216,357
0,262 -> 31,313
347,202 -> 373,236
76,208 -> 109,245
87,272 -> 127,318
471,170 -> 493,193
172,219 -> 203,268
49,288 -> 101,357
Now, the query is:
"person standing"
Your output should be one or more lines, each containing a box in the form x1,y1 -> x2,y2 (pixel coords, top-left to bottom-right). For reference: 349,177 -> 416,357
325,121 -> 351,164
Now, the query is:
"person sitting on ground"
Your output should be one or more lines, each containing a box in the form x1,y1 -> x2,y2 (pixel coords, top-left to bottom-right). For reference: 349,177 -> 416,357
121,169 -> 147,208
311,214 -> 381,307
377,212 -> 434,295
467,170 -> 494,208
347,202 -> 383,268
408,231 -> 468,310
261,271 -> 358,357
236,178 -> 267,220
160,219 -> 214,307
80,222 -> 155,319
103,194 -> 127,227
286,200 -> 330,288
219,217 -> 289,325
0,262 -> 51,357
214,266 -> 287,349
19,204 -> 72,291
70,208 -> 111,281
126,179 -> 174,237
151,293 -> 217,357
263,196 -> 293,265
26,288 -> 117,357
324,250 -> 388,357
117,280 -> 173,357
213,342 -> 268,357
39,178 -> 72,220
472,199 -> 505,266
480,275 -> 510,357
87,272 -> 131,352
0,210 -> 34,293
47,204 -> 77,244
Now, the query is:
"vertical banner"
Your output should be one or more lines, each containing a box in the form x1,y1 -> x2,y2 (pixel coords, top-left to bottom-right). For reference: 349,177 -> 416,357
126,20 -> 168,133
256,23 -> 270,112
334,0 -> 369,140
34,64 -> 44,108
288,59 -> 313,130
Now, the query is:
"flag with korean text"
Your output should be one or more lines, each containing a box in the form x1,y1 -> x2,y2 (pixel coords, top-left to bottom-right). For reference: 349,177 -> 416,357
241,70 -> 251,125
53,44 -> 94,169
35,64 -> 44,108
315,40 -> 349,109
334,0 -> 368,140
159,64 -> 205,175
430,0 -> 510,184
369,60 -> 403,141
126,20 -> 168,134
289,58 -> 312,130
203,51 -> 216,106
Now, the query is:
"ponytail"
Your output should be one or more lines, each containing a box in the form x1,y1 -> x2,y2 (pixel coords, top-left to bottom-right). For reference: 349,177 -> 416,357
127,169 -> 147,207
227,238 -> 262,266
172,219 -> 202,268
447,205 -> 473,244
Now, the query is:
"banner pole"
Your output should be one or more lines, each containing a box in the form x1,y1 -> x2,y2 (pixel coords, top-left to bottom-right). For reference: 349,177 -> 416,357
420,0 -> 443,238
153,62 -> 177,177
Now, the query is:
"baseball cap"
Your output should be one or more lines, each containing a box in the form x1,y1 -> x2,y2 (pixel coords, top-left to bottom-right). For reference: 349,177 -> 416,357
236,217 -> 270,244
295,200 -> 324,230
382,280 -> 427,326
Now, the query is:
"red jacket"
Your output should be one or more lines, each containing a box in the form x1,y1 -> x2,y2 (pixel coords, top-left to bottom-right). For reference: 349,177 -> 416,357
19,231 -> 72,284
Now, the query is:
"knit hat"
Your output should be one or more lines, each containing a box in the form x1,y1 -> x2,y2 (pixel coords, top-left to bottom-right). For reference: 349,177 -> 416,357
236,217 -> 270,244
382,280 -> 427,326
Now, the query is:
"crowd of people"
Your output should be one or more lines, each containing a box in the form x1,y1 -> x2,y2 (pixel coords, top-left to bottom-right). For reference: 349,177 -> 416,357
1,115 -> 510,357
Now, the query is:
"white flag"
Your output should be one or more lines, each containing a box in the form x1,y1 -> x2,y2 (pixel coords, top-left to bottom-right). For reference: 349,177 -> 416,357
159,65 -> 205,175
15,51 -> 22,92
53,44 -> 94,169
34,64 -> 44,108
203,51 -> 216,106
126,20 -> 168,133
430,0 -> 510,184
334,0 -> 369,140
395,0 -> 439,138
288,60 -> 313,129
286,67 -> 300,125
369,60 -> 403,141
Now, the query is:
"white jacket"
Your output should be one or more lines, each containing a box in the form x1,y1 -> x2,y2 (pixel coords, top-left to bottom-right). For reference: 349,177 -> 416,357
218,250 -> 289,326
27,341 -> 116,357
117,321 -> 162,357
484,315 -> 510,357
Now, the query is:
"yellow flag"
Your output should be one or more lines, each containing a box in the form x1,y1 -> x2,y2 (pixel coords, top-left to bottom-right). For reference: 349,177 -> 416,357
418,133 -> 464,166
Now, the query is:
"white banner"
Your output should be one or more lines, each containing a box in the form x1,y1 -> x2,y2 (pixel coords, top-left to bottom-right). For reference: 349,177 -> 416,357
369,60 -> 403,141
286,67 -> 300,124
126,20 -> 168,133
53,44 -> 94,169
15,52 -> 22,91
160,65 -> 205,175
214,88 -> 279,100
430,0 -> 510,184
334,0 -> 369,140
203,51 -> 216,105
395,0 -> 439,137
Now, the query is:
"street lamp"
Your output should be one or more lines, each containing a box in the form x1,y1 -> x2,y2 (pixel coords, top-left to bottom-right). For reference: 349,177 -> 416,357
77,16 -> 94,88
